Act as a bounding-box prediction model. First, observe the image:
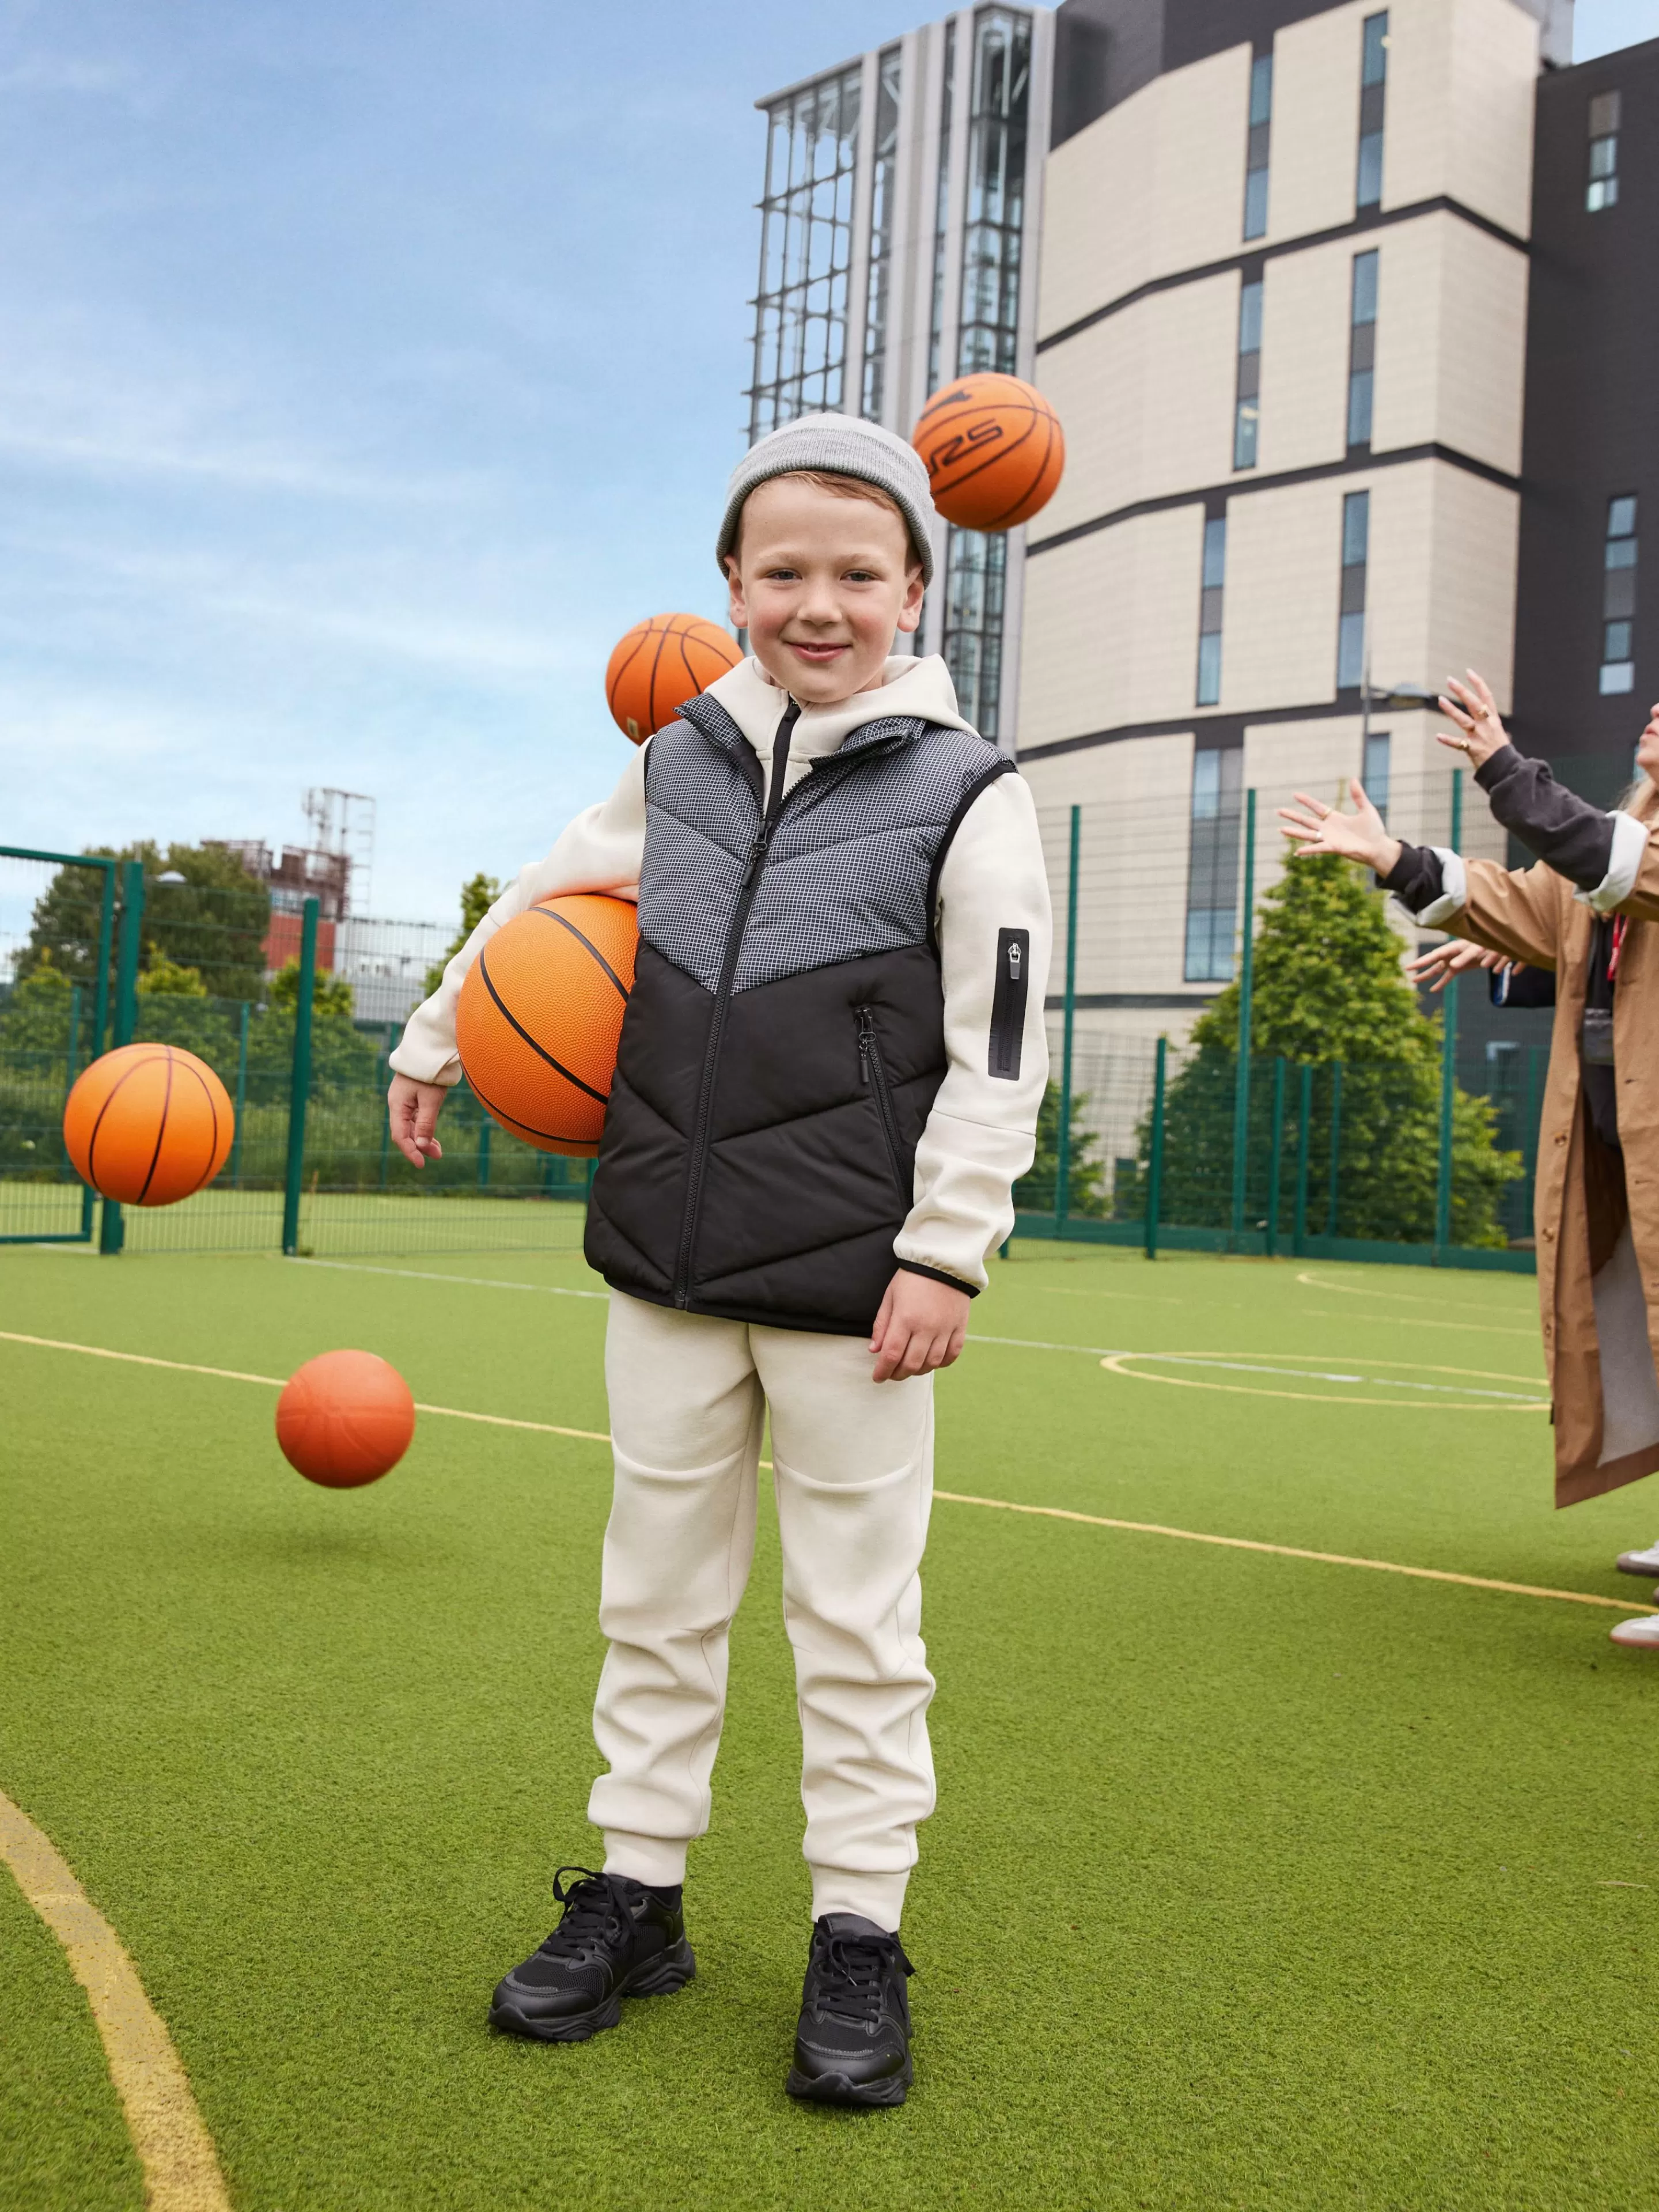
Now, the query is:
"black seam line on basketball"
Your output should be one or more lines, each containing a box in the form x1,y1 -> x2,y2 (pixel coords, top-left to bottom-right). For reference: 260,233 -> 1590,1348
180,1064 -> 223,1198
1025,441 -> 1519,560
136,1050 -> 174,1204
526,906 -> 631,1002
929,409 -> 1041,507
1034,194 -> 1528,355
476,949 -> 611,1107
975,411 -> 1055,535
84,1054 -> 164,1194
646,623 -> 675,739
466,1070 -> 598,1148
605,626 -> 649,717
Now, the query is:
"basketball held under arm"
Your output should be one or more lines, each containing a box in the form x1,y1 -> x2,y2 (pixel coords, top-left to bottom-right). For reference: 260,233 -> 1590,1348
389,745 -> 649,1087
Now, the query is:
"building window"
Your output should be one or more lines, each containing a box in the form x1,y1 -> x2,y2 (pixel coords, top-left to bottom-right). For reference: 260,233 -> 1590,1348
747,68 -> 862,440
1196,516 -> 1226,706
942,528 -> 1007,738
957,10 -> 1032,376
1233,276 -> 1263,469
1347,250 -> 1378,451
1338,490 -> 1370,689
1587,89 -> 1620,211
1363,729 -> 1391,820
926,21 -> 957,395
1185,745 -> 1243,983
861,47 -> 903,421
1243,51 -> 1272,241
1357,12 -> 1388,210
1600,495 -> 1638,694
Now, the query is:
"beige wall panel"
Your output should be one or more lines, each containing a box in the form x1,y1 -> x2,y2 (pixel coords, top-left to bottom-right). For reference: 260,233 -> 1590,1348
1355,461 -> 1437,695
1267,0 -> 1372,241
1037,275 -> 1240,534
1429,221 -> 1528,474
1025,731 -> 1200,999
1243,717 -> 1368,909
1037,46 -> 1251,340
1219,482 -> 1347,712
1018,506 -> 1207,746
1423,467 -> 1519,710
1365,220 -> 1442,453
1386,0 -> 1537,233
1255,241 -> 1353,475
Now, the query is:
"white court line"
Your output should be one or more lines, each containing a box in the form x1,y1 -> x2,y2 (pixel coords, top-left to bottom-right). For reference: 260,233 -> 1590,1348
283,1256 -> 606,1300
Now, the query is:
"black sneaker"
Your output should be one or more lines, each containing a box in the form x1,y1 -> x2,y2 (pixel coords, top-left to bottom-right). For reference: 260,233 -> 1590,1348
786,1914 -> 914,2108
488,1867 -> 695,2043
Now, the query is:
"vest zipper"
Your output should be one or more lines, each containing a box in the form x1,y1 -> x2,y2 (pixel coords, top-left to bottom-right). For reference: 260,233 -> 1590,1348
857,1005 -> 907,1194
672,701 -> 801,1307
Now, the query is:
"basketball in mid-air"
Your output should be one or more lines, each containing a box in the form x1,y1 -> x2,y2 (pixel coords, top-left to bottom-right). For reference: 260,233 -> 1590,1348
911,373 -> 1065,532
276,1350 -> 416,1488
605,612 -> 741,744
62,1043 -> 234,1206
454,893 -> 638,1156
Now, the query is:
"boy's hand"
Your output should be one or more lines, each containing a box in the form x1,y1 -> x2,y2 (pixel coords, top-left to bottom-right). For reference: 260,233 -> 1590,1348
870,1270 -> 971,1383
388,1073 -> 447,1168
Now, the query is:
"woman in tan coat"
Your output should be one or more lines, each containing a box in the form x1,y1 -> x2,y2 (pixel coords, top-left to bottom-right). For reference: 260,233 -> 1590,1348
1280,677 -> 1659,1649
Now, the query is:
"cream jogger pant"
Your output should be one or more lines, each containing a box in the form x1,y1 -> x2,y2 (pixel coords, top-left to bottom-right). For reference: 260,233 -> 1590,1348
588,1290 -> 937,1931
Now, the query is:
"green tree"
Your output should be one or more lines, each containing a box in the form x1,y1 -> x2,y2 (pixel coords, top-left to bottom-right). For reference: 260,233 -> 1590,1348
248,959 -> 377,1093
18,842 -> 270,1003
1013,1080 -> 1110,1218
0,953 -> 78,1056
1148,855 -> 1522,1248
425,873 -> 501,997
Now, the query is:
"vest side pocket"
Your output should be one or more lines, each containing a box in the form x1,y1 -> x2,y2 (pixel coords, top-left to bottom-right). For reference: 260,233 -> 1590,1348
857,1005 -> 908,1195
988,927 -> 1030,1081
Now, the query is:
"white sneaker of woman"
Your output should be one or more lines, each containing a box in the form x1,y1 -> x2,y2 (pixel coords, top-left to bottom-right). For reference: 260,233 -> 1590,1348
1615,1543 -> 1659,1575
1610,1613 -> 1659,1649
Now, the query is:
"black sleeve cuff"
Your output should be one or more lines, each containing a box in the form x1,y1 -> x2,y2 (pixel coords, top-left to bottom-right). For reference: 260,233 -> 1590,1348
1474,744 -> 1614,889
1377,842 -> 1446,914
895,1259 -> 980,1297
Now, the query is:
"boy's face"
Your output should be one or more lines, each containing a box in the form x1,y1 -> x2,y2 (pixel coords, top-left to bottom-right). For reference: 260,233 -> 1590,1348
725,476 -> 926,706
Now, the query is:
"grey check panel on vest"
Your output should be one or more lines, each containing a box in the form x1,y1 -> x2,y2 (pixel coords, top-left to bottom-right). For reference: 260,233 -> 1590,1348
640,706 -> 1005,995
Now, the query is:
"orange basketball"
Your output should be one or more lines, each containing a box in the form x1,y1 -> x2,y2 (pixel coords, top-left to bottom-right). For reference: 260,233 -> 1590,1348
605,612 -> 741,744
454,893 -> 638,1156
62,1043 -> 234,1206
911,373 -> 1065,532
276,1349 -> 415,1488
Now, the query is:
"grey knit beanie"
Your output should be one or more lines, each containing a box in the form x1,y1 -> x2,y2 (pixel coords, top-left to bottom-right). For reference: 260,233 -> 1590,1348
717,413 -> 937,585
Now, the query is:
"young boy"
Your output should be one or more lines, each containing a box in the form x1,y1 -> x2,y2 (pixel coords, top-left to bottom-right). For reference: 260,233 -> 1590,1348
387,414 -> 1051,2107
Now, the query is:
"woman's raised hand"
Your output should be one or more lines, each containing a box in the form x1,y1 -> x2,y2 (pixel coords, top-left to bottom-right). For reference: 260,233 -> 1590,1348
1437,669 -> 1510,768
1277,779 -> 1402,877
1404,940 -> 1516,995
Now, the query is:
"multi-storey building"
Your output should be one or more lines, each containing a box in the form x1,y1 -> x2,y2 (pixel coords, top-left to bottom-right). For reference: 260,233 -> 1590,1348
743,0 -> 1652,1070
747,9 -> 1054,741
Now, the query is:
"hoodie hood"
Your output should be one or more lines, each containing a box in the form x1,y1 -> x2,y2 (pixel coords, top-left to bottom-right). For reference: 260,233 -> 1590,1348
699,653 -> 978,770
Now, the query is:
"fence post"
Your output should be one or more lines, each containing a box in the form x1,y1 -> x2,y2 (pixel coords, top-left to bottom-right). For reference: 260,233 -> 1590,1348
1266,1054 -> 1286,1257
82,862 -> 118,1243
1434,768 -> 1464,1263
281,897 -> 319,1257
478,1111 -> 492,1190
1325,1061 -> 1344,1237
1229,787 -> 1257,1245
99,859 -> 145,1255
230,1002 -> 251,1187
1293,1061 -> 1312,1256
1145,1034 -> 1167,1260
1054,804 -> 1081,1234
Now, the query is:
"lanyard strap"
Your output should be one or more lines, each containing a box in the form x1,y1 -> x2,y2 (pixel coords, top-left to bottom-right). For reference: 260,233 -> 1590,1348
1608,914 -> 1629,982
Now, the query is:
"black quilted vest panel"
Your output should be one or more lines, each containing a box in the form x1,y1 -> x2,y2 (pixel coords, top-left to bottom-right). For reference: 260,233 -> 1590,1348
584,692 -> 1008,1335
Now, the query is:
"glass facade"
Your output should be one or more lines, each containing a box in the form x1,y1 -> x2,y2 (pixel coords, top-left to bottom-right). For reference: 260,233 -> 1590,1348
1586,88 -> 1620,211
942,7 -> 1034,739
1347,249 -> 1378,450
1600,495 -> 1638,694
926,21 -> 957,395
1363,729 -> 1392,820
1338,490 -> 1370,689
861,47 -> 904,421
1243,52 -> 1273,241
1357,12 -> 1388,210
1196,514 -> 1226,707
1233,276 -> 1263,469
748,68 -> 862,440
1184,745 -> 1243,983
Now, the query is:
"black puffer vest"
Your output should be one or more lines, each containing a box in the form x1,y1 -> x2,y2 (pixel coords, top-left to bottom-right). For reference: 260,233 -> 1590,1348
584,691 -> 1010,1334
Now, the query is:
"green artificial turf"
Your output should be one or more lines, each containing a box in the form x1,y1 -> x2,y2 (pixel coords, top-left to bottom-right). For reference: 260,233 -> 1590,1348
1,1238 -> 1657,2209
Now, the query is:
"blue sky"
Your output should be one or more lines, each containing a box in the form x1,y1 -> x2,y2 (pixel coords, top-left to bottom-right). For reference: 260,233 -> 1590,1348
2,0 -> 1654,925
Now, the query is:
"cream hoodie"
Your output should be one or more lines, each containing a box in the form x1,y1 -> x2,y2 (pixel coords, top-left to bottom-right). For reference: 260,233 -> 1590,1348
392,654 -> 1052,1292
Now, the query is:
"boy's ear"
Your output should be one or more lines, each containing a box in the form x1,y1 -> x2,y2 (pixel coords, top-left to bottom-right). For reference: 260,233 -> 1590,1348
725,556 -> 748,632
895,565 -> 926,636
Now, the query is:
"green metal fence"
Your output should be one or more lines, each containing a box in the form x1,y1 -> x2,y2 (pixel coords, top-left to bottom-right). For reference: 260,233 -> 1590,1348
2,817 -> 1542,1272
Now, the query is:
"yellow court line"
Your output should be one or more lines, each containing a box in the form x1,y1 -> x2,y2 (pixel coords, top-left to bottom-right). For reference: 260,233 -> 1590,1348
931,1494 -> 1641,1612
0,1327 -> 1638,1612
0,1787 -> 232,2212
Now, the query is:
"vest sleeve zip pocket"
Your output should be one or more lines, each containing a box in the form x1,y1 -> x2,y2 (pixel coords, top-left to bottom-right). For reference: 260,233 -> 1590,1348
857,1006 -> 908,1195
988,928 -> 1030,1081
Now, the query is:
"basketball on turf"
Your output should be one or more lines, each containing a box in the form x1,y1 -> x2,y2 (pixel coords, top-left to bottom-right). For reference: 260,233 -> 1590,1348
454,893 -> 638,1156
62,1043 -> 234,1206
911,373 -> 1065,532
276,1350 -> 415,1488
605,612 -> 741,744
